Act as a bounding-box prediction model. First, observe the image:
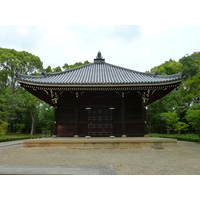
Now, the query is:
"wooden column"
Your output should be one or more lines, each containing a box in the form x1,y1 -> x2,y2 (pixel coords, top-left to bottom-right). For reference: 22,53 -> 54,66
142,103 -> 148,136
75,92 -> 79,136
121,93 -> 125,136
52,105 -> 58,137
75,98 -> 79,136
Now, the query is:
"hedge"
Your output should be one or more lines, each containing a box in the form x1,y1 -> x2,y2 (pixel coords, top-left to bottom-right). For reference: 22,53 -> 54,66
0,135 -> 43,143
148,133 -> 200,143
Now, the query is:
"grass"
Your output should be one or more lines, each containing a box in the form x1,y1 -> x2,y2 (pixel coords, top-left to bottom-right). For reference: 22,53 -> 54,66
148,133 -> 200,143
0,133 -> 50,143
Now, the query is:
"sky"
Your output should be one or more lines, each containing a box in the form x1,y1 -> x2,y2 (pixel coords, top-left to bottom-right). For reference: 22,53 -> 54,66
1,25 -> 200,72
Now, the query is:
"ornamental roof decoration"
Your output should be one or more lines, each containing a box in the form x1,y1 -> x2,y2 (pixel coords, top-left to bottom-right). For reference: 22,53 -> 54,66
16,52 -> 182,87
96,51 -> 103,59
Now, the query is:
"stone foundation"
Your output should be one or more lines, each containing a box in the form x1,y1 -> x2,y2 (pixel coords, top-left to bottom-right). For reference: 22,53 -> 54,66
23,137 -> 177,149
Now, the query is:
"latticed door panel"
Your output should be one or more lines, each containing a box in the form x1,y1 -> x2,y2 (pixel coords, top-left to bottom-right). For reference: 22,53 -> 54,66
88,108 -> 113,137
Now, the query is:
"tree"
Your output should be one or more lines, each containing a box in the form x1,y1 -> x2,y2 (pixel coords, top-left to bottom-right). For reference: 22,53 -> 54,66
179,52 -> 200,80
0,119 -> 8,135
147,52 -> 200,134
45,66 -> 53,73
53,66 -> 62,72
13,123 -> 25,134
0,48 -> 43,91
148,59 -> 183,75
146,97 -> 169,133
186,103 -> 200,140
22,91 -> 41,136
0,87 -> 25,133
62,60 -> 90,71
181,71 -> 200,104
160,112 -> 179,134
175,122 -> 189,135
186,110 -> 200,140
37,103 -> 54,133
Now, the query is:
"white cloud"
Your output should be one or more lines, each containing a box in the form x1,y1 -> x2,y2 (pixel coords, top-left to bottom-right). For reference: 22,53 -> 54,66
1,25 -> 200,72
140,25 -> 174,40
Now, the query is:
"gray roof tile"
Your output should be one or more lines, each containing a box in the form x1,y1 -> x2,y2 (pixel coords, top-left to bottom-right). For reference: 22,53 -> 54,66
17,62 -> 182,85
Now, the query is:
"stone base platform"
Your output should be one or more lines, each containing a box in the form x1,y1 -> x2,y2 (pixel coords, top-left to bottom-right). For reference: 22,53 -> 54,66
23,137 -> 177,149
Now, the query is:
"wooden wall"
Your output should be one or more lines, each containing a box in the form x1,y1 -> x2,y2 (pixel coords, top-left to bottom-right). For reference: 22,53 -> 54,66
55,91 -> 147,137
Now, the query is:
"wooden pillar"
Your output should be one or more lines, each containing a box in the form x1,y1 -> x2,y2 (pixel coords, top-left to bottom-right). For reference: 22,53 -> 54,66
75,98 -> 79,136
142,102 -> 148,136
121,93 -> 125,136
53,104 -> 58,137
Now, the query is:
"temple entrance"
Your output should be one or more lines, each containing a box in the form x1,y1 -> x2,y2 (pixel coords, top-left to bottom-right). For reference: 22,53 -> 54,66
87,108 -> 113,137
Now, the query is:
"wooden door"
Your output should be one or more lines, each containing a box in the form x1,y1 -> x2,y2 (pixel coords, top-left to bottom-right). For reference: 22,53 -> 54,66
87,108 -> 113,137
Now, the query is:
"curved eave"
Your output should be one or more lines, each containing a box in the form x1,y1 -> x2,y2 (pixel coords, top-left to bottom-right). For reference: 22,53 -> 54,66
17,79 -> 182,88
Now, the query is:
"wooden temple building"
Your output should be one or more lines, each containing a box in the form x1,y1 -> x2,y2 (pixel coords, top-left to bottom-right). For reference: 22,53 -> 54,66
16,52 -> 182,137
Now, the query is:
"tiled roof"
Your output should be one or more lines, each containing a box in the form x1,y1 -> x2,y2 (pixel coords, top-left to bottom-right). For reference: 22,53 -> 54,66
17,62 -> 182,86
16,53 -> 182,86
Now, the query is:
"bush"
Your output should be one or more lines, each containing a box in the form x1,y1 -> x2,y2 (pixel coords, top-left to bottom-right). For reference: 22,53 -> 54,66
0,134 -> 44,143
148,133 -> 199,143
0,120 -> 8,135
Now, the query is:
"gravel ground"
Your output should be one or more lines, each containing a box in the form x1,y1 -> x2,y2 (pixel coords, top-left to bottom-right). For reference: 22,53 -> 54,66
0,140 -> 200,175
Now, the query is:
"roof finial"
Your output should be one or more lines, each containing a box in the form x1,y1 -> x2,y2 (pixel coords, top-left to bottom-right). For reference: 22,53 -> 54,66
96,51 -> 103,59
94,51 -> 105,63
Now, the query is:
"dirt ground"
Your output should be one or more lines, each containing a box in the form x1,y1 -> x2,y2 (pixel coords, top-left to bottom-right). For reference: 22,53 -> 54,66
0,140 -> 200,175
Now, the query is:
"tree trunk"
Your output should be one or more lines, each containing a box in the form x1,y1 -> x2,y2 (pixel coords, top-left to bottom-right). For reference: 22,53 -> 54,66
167,126 -> 170,134
30,111 -> 36,136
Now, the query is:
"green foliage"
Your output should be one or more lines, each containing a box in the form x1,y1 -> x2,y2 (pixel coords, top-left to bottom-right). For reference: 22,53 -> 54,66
148,133 -> 199,142
0,48 -> 43,91
149,59 -> 183,75
37,103 -> 54,132
13,123 -> 25,134
22,91 -> 42,136
182,72 -> 200,104
53,66 -> 62,72
179,52 -> 200,80
186,104 -> 200,130
0,134 -> 44,143
62,60 -> 90,71
0,119 -> 8,135
175,122 -> 189,134
160,111 -> 179,134
45,66 -> 52,73
0,87 -> 25,123
147,51 -> 200,134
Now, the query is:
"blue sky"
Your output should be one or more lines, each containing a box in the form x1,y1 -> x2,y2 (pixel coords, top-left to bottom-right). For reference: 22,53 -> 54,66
1,1 -> 200,72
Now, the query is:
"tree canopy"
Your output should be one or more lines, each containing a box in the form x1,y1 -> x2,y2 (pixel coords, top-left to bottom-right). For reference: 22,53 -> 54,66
0,48 -> 43,91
